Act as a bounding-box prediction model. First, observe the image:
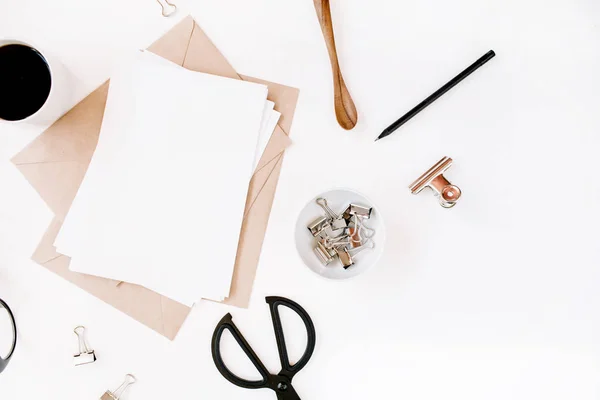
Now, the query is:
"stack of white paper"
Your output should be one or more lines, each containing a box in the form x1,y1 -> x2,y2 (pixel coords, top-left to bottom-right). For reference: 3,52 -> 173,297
55,51 -> 281,306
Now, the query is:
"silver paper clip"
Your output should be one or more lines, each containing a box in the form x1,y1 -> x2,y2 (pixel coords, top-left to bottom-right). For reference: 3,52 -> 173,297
409,156 -> 461,208
156,0 -> 177,17
101,374 -> 136,400
73,326 -> 96,366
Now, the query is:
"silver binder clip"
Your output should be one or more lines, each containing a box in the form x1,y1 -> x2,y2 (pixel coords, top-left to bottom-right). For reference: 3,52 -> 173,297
335,247 -> 354,269
343,204 -> 372,220
101,374 -> 136,400
156,0 -> 177,17
314,241 -> 335,266
309,196 -> 378,269
409,156 -> 461,208
307,216 -> 330,237
316,198 -> 347,231
73,326 -> 96,366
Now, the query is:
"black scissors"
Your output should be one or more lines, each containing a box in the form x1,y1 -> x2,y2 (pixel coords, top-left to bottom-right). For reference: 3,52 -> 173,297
0,298 -> 17,374
211,296 -> 316,400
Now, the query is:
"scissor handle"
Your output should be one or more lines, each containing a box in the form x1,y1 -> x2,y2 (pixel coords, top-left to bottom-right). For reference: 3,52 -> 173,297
0,298 -> 16,373
211,313 -> 271,389
266,296 -> 316,379
211,297 -> 316,399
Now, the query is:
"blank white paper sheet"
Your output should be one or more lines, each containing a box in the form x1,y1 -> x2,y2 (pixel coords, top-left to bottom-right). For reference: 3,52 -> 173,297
55,50 -> 269,305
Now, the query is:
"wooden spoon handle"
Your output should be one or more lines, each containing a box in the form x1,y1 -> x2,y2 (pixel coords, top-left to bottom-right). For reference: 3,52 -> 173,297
314,0 -> 358,130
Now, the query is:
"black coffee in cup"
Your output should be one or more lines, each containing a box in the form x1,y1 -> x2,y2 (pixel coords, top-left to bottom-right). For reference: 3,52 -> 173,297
0,44 -> 52,121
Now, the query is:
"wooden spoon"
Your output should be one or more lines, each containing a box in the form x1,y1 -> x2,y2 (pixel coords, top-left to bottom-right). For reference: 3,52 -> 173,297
313,0 -> 358,130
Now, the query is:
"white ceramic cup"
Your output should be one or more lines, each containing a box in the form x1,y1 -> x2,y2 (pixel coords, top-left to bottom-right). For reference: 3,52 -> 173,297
0,39 -> 72,125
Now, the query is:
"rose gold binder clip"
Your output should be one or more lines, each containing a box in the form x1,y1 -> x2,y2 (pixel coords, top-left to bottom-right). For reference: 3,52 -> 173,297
156,0 -> 177,17
409,156 -> 461,208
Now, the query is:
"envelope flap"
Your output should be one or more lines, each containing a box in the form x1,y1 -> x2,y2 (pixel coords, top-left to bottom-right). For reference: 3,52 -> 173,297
11,83 -> 109,165
11,83 -> 110,219
18,162 -> 89,220
180,19 -> 239,79
147,16 -> 194,65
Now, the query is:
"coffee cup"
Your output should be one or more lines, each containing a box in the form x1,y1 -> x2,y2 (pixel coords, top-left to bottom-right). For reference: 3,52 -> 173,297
0,39 -> 71,125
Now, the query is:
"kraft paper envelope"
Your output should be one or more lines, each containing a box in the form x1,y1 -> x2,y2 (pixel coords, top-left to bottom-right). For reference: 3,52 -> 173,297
11,16 -> 299,340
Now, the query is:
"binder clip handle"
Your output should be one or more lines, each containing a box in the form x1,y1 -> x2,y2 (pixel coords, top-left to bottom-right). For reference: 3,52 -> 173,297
74,325 -> 90,354
156,0 -> 177,17
111,374 -> 136,400
316,197 -> 339,219
439,182 -> 461,207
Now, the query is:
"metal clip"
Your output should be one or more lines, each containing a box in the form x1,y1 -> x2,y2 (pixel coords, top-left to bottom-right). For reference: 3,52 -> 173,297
73,326 -> 96,366
347,215 -> 375,246
309,196 -> 377,269
307,216 -> 330,237
314,241 -> 335,266
348,241 -> 375,258
343,204 -> 372,220
156,0 -> 177,17
409,156 -> 461,208
101,374 -> 136,400
347,225 -> 362,247
335,247 -> 354,269
316,198 -> 347,231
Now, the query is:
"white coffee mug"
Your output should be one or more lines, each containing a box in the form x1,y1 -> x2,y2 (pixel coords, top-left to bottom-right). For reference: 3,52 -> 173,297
0,39 -> 72,125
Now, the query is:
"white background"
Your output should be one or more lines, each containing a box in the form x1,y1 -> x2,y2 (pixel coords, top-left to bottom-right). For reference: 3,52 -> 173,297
1,0 -> 599,399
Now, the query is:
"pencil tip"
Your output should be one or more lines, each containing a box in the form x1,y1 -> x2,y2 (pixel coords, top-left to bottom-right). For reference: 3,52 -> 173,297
374,137 -> 380,142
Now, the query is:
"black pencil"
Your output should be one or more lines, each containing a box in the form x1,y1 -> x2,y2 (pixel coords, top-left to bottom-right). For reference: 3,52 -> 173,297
375,49 -> 496,142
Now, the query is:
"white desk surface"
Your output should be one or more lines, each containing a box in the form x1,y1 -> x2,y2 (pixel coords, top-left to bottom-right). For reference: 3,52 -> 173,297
1,0 -> 599,398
